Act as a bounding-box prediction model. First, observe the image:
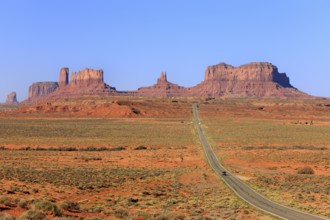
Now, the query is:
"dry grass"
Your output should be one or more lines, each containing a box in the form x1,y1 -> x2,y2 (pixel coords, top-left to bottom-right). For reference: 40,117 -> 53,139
0,148 -> 268,219
0,117 -> 195,148
0,97 -> 271,219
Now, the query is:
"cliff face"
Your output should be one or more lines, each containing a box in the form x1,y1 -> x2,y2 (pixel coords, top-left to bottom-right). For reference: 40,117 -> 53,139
204,62 -> 293,88
189,62 -> 305,98
70,68 -> 104,86
28,82 -> 59,99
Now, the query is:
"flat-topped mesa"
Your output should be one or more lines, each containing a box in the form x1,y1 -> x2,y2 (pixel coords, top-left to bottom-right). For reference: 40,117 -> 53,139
204,62 -> 293,88
6,92 -> 18,104
28,82 -> 59,98
70,68 -> 104,86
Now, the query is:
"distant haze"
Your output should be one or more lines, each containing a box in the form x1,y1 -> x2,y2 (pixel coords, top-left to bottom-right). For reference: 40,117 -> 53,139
1,1 -> 330,102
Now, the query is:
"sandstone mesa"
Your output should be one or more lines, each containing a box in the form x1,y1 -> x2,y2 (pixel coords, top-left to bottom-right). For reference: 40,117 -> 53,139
26,62 -> 309,102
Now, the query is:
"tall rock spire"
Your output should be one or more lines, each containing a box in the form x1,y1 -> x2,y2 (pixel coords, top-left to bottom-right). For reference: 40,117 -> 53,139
59,67 -> 69,86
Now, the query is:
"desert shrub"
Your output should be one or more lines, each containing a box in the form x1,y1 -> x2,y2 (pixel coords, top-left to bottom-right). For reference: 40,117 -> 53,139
74,156 -> 102,162
79,147 -> 109,151
131,108 -> 140,114
114,208 -> 128,218
267,166 -> 278,170
85,205 -> 104,213
19,209 -> 47,220
132,211 -> 151,219
0,213 -> 15,220
19,147 -> 31,151
35,147 -> 47,151
241,146 -> 255,150
34,200 -> 62,217
18,199 -> 29,208
0,197 -> 9,204
53,218 -> 74,220
0,197 -> 15,207
49,146 -> 77,151
154,212 -> 186,220
172,146 -> 187,150
134,145 -> 147,150
82,147 -> 98,151
243,209 -> 250,215
297,166 -> 315,174
60,201 -> 80,212
109,146 -> 126,151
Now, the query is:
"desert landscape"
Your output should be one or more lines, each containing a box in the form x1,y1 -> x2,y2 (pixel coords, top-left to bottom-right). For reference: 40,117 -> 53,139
0,97 -> 272,220
0,93 -> 329,219
1,2 -> 330,219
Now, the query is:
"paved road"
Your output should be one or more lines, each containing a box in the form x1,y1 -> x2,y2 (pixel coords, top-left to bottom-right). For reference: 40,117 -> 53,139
193,104 -> 328,220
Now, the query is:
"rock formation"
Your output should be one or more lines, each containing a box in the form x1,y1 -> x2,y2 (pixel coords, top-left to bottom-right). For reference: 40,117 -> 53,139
157,72 -> 167,83
6,92 -> 18,104
189,62 -> 307,98
29,82 -> 59,99
204,62 -> 293,87
70,68 -> 104,86
136,72 -> 186,97
59,67 -> 69,86
27,67 -> 117,102
26,61 -> 309,102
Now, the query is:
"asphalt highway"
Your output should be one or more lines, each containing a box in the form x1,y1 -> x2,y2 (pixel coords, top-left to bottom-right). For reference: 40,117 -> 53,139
193,104 -> 328,220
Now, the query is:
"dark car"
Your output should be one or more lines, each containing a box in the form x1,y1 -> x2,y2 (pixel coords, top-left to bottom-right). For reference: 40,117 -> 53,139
222,171 -> 227,176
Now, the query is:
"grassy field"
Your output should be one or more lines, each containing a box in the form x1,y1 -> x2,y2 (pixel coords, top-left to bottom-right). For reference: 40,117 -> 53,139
199,98 -> 330,218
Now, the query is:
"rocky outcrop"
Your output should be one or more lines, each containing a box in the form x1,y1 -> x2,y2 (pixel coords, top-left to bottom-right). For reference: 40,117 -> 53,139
59,67 -> 69,86
6,92 -> 18,104
27,68 -> 117,102
157,72 -> 167,83
188,62 -> 306,98
204,62 -> 293,88
70,68 -> 104,86
28,82 -> 59,99
26,61 -> 310,102
136,72 -> 186,97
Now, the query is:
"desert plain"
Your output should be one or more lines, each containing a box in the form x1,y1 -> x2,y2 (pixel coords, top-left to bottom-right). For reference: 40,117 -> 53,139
0,97 -> 329,220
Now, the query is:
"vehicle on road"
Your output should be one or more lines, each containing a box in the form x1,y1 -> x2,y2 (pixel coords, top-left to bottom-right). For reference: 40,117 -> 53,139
193,104 -> 327,220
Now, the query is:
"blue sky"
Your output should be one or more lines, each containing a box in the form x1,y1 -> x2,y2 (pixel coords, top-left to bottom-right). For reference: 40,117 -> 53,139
1,0 -> 330,101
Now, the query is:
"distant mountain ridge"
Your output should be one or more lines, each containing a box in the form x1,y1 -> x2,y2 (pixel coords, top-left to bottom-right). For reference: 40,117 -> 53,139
26,62 -> 310,102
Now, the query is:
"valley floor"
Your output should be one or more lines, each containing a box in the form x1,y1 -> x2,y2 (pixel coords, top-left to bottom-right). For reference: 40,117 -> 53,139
1,97 -> 329,219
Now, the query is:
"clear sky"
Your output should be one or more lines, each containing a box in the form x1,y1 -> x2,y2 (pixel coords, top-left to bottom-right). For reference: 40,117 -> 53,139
1,0 -> 330,101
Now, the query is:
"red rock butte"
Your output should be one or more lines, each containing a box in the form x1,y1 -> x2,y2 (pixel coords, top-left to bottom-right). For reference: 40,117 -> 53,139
27,62 -> 309,102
